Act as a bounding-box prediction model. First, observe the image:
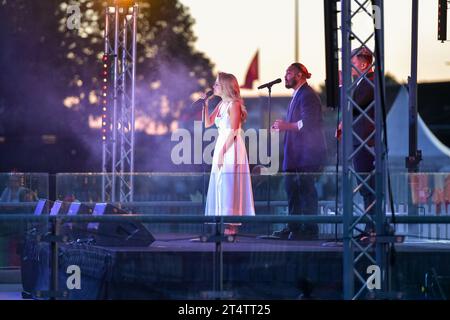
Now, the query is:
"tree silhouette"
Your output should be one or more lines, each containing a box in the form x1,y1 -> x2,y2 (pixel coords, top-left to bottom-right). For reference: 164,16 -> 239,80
56,0 -> 214,133
0,0 -> 215,171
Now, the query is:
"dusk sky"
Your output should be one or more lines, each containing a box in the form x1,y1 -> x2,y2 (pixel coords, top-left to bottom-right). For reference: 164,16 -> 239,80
181,0 -> 450,96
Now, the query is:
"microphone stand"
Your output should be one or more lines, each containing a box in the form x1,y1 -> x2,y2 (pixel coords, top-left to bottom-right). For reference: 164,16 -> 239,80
263,85 -> 274,216
200,93 -> 213,209
202,102 -> 206,219
256,80 -> 281,239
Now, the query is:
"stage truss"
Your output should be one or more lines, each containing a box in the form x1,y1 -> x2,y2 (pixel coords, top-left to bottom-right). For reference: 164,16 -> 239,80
101,1 -> 138,203
340,0 -> 391,299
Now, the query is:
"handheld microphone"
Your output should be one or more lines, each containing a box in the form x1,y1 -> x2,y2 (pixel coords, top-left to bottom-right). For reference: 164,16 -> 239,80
192,90 -> 213,107
257,78 -> 282,90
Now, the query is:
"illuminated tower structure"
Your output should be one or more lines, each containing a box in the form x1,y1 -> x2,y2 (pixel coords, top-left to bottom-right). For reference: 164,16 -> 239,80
101,0 -> 138,203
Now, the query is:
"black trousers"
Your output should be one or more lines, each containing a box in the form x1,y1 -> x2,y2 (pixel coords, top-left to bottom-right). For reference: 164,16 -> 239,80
285,166 -> 323,234
352,146 -> 375,233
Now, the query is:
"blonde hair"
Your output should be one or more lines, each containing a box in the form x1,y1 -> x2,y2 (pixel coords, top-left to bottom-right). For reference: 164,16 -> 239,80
217,72 -> 248,122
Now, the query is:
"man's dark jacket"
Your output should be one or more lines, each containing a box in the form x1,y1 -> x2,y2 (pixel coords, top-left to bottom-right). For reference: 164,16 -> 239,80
283,83 -> 327,171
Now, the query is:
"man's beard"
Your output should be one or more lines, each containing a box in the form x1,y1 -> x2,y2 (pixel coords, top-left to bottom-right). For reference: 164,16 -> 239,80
285,79 -> 297,89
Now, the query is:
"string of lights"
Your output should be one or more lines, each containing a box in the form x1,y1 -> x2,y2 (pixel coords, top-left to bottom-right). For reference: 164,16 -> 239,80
101,53 -> 109,142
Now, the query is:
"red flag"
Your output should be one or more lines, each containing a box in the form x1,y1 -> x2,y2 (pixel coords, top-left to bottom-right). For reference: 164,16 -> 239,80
240,50 -> 259,89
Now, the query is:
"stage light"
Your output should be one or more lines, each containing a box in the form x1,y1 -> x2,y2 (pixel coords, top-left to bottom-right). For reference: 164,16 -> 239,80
112,0 -> 135,7
438,0 -> 448,42
324,0 -> 339,109
101,53 -> 110,144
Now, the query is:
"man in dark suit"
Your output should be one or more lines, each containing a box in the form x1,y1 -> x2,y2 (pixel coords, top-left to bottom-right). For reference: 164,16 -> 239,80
271,63 -> 327,240
336,47 -> 375,238
351,47 -> 376,237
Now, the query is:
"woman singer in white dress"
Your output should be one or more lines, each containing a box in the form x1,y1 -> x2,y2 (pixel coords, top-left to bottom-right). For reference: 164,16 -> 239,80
201,72 -> 255,235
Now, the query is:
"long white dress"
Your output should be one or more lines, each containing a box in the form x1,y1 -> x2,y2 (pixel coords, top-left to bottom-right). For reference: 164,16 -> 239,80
205,100 -> 255,219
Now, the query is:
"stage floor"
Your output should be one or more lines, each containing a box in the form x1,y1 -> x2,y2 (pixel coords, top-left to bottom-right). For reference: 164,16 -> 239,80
99,232 -> 450,253
18,233 -> 450,300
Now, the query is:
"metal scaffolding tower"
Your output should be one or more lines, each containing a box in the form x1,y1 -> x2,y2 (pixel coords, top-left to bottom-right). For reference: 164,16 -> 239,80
340,0 -> 390,299
102,1 -> 138,203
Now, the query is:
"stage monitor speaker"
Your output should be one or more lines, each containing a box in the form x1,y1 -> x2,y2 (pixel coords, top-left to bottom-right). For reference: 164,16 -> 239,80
86,203 -> 154,247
